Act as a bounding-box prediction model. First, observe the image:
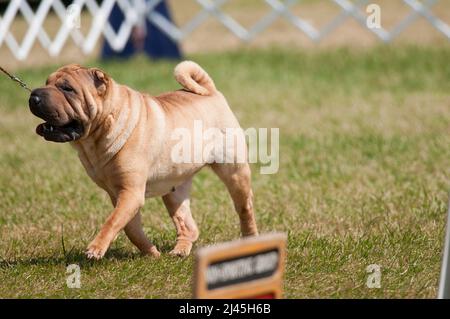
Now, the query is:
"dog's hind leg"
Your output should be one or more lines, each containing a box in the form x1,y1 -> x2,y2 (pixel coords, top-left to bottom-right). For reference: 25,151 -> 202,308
124,211 -> 161,257
211,163 -> 258,237
162,178 -> 199,257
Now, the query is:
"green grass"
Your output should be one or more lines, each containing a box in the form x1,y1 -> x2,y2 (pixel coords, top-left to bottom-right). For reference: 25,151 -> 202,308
0,45 -> 449,298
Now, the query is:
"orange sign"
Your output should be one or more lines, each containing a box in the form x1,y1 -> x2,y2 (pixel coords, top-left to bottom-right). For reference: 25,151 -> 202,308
194,233 -> 287,299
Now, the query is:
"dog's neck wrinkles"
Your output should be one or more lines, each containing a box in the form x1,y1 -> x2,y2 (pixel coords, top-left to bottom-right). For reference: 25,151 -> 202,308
73,81 -> 143,170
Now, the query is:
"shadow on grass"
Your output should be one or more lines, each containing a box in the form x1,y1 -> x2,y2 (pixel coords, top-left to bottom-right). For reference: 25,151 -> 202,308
0,238 -> 187,270
0,248 -> 147,270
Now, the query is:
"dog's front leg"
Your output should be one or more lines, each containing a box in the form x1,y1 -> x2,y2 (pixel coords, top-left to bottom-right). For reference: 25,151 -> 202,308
124,211 -> 160,258
86,189 -> 144,259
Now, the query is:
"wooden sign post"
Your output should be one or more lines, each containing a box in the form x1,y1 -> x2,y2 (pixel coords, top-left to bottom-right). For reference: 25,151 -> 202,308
194,233 -> 287,299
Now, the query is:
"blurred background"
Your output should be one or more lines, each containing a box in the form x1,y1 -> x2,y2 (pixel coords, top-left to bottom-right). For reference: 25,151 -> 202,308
1,0 -> 450,298
1,0 -> 450,69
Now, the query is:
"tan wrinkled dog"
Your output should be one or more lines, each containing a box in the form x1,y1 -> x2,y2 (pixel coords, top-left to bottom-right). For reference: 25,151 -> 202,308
28,61 -> 258,259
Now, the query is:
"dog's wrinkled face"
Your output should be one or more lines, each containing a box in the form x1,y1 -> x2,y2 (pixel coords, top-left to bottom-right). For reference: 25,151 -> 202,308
28,64 -> 109,143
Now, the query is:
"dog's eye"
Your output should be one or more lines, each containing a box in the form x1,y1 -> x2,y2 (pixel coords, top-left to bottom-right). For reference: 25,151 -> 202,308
60,85 -> 74,93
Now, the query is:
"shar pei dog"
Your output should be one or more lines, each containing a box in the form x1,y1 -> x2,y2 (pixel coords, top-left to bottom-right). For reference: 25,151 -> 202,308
28,61 -> 258,259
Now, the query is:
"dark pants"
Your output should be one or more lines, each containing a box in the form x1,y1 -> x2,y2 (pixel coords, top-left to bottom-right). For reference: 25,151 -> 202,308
101,1 -> 182,60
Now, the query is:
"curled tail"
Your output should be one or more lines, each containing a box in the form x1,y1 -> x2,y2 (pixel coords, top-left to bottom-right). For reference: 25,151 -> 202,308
174,61 -> 216,96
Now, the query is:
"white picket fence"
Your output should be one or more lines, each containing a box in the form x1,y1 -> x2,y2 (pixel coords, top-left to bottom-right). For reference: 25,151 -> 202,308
0,0 -> 449,61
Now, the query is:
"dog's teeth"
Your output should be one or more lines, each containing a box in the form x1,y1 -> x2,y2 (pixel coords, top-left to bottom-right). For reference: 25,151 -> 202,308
49,125 -> 53,132
70,131 -> 77,140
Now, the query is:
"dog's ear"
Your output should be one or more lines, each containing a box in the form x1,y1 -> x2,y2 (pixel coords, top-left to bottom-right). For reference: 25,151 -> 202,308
90,68 -> 109,96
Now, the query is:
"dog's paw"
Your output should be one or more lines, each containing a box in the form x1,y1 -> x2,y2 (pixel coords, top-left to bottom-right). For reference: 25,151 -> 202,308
169,243 -> 192,257
142,246 -> 161,258
86,243 -> 107,260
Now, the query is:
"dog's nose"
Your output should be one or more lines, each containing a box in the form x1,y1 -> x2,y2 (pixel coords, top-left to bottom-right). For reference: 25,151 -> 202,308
29,94 -> 41,107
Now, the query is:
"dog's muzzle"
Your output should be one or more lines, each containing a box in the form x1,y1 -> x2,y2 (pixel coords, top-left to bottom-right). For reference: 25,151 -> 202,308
29,89 -> 84,143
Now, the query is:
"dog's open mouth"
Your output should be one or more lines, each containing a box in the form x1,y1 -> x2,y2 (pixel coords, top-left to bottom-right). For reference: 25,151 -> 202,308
36,120 -> 83,143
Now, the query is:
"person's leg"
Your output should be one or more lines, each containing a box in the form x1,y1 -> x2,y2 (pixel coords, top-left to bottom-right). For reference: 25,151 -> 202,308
101,3 -> 136,59
144,0 -> 182,60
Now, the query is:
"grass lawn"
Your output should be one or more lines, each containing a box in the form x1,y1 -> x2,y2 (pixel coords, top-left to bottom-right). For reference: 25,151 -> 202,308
0,45 -> 449,298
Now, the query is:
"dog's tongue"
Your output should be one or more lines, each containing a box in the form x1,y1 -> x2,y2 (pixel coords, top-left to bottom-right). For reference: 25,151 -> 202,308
36,122 -> 82,141
36,123 -> 56,136
36,123 -> 45,136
